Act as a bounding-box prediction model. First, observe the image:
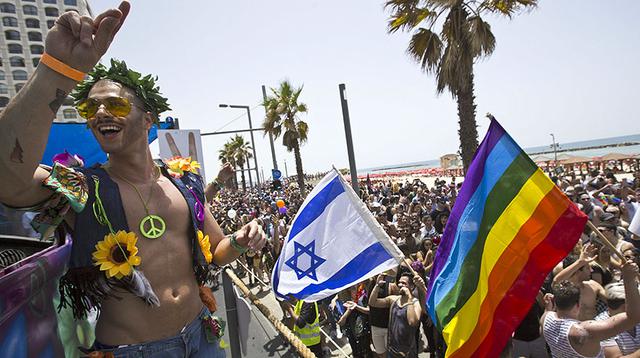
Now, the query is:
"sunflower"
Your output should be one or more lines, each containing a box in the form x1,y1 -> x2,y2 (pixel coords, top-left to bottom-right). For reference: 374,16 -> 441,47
165,156 -> 201,178
92,231 -> 141,279
197,230 -> 213,264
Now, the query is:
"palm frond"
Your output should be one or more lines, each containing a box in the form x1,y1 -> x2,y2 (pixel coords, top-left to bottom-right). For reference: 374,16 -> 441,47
297,103 -> 308,113
384,0 -> 420,11
388,6 -> 435,34
467,15 -> 496,58
296,121 -> 309,143
435,45 -> 461,94
441,5 -> 469,44
282,130 -> 298,152
480,0 -> 537,18
407,28 -> 443,73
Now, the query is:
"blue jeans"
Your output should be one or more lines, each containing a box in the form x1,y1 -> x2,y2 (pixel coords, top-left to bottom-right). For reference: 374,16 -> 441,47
90,308 -> 226,358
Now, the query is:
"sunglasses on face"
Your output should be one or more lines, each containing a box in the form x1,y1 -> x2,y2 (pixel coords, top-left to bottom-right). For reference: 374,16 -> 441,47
76,96 -> 143,120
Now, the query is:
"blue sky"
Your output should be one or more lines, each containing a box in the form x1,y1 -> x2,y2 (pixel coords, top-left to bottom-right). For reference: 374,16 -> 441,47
90,0 -> 640,181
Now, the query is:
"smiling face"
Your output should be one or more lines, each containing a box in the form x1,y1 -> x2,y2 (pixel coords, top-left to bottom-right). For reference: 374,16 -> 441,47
85,80 -> 153,156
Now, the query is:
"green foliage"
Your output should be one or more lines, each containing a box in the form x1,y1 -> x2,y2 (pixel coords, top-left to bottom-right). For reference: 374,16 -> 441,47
262,80 -> 309,152
220,135 -> 252,168
71,59 -> 171,122
386,0 -> 535,95
386,0 -> 536,171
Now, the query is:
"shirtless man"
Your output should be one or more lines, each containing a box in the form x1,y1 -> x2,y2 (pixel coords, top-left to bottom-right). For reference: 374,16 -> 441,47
542,260 -> 640,358
0,2 -> 265,356
553,243 -> 606,321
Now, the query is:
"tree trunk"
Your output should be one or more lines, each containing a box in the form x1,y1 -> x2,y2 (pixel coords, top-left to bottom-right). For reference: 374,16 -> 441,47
232,170 -> 238,190
293,141 -> 305,196
456,72 -> 479,174
239,163 -> 247,191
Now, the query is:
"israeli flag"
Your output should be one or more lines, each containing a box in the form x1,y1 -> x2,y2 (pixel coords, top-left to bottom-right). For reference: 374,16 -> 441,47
271,168 -> 404,302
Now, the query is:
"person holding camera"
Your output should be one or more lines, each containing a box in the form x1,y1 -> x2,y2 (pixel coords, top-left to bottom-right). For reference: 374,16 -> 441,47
369,272 -> 426,358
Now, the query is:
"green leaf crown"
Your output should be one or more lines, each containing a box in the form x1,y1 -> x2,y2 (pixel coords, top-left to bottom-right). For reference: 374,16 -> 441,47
71,59 -> 171,122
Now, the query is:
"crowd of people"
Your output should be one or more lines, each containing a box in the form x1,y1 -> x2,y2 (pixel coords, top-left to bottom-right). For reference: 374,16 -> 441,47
0,2 -> 637,357
208,167 -> 640,357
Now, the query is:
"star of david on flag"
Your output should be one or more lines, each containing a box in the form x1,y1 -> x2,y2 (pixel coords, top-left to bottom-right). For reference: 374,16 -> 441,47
285,241 -> 326,280
271,168 -> 404,302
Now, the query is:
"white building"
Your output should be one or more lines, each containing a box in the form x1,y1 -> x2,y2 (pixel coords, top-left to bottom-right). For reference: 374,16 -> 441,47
0,0 -> 91,122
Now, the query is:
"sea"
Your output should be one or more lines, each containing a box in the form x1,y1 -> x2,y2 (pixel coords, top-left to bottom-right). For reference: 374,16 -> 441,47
357,134 -> 640,176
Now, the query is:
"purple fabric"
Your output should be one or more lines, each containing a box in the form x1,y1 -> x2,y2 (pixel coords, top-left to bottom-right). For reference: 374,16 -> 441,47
188,187 -> 205,225
0,235 -> 71,357
426,119 -> 506,297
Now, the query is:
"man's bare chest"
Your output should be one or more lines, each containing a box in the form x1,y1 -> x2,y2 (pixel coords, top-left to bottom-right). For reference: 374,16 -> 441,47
114,177 -> 192,236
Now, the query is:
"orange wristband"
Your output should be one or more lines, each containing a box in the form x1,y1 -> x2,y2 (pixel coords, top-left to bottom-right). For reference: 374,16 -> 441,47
40,53 -> 86,82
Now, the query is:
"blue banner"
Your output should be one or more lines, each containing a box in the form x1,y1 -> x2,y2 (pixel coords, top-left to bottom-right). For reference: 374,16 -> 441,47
41,122 -> 172,167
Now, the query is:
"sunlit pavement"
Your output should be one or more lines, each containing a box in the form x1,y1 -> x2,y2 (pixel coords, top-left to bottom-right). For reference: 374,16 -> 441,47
213,263 -> 433,357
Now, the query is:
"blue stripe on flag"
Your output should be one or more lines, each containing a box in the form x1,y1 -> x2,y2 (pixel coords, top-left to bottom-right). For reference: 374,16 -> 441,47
291,242 -> 393,299
288,175 -> 345,240
426,134 -> 520,318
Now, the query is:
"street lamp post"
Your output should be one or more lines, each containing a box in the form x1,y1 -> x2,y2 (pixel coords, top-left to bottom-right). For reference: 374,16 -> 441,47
219,104 -> 260,186
550,133 -> 559,168
339,84 -> 359,195
262,85 -> 279,171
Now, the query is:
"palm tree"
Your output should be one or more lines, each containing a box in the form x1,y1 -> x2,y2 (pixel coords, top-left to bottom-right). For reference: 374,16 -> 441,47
218,141 -> 238,190
385,0 -> 536,172
229,134 -> 253,191
263,80 -> 309,195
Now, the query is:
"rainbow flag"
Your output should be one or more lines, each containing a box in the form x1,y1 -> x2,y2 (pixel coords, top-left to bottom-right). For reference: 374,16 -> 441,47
426,119 -> 587,357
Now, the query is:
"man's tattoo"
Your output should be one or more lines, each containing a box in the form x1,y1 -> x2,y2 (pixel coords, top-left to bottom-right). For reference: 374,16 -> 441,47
10,138 -> 24,163
48,89 -> 67,114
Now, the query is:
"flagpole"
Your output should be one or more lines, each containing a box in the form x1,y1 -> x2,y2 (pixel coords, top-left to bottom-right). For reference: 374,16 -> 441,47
332,166 -> 404,261
586,221 -> 625,261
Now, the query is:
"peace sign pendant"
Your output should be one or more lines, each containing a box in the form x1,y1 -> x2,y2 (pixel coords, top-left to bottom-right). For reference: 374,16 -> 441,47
140,215 -> 166,239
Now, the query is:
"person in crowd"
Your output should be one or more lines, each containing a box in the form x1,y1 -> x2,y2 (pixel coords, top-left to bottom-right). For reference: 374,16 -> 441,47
367,271 -> 394,358
512,294 -> 549,358
578,192 -> 605,227
541,259 -> 640,357
553,243 -> 607,320
430,197 -> 450,233
290,298 -> 323,357
337,284 -> 372,358
593,282 -> 640,358
420,214 -> 437,240
589,237 -> 618,287
416,238 -> 435,274
369,272 -> 426,358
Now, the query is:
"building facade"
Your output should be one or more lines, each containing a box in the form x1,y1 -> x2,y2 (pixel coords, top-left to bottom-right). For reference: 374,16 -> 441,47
440,153 -> 462,170
0,0 -> 91,122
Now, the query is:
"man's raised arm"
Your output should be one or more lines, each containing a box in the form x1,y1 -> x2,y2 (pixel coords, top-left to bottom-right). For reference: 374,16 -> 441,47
0,2 -> 129,208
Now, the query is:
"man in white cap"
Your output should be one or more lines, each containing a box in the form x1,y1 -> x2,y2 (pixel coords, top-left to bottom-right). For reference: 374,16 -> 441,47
595,282 -> 640,357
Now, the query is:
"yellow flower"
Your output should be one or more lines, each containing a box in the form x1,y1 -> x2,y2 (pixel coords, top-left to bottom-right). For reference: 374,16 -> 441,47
197,230 -> 213,264
165,156 -> 201,178
92,230 -> 141,279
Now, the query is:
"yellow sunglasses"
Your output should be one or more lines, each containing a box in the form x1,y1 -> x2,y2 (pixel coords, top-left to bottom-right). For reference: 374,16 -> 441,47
76,97 -> 143,120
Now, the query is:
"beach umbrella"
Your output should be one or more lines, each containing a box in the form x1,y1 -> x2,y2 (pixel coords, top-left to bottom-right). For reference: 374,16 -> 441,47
598,152 -> 634,161
560,155 -> 593,165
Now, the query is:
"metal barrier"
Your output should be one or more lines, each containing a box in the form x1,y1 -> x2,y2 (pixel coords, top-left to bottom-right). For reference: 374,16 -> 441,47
232,261 -> 351,357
